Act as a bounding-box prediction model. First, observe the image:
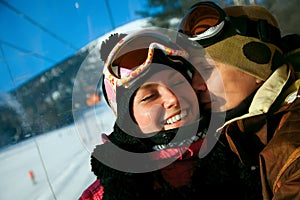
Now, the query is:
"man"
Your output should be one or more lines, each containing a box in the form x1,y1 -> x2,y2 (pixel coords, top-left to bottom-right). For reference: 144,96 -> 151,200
178,2 -> 300,199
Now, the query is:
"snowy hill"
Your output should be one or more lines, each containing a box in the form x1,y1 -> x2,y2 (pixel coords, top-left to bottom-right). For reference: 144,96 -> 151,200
0,18 -> 149,149
0,18 -> 149,200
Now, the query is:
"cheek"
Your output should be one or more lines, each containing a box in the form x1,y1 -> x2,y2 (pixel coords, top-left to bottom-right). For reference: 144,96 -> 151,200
133,104 -> 164,133
206,73 -> 224,95
205,71 -> 228,112
134,111 -> 153,127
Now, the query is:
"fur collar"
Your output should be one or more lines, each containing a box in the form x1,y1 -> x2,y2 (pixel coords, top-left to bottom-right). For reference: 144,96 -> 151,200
90,123 -> 262,200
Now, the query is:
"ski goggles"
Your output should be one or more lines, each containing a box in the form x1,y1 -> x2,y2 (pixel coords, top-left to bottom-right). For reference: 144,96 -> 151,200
178,1 -> 281,47
102,30 -> 189,115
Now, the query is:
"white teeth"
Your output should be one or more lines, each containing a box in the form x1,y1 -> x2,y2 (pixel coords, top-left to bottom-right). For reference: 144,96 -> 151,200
166,110 -> 187,125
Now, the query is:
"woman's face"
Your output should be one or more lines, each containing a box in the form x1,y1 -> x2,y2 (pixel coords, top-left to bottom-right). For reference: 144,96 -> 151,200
132,68 -> 199,134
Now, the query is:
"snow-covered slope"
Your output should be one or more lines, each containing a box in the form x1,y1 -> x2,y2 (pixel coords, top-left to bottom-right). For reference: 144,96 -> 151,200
0,18 -> 149,200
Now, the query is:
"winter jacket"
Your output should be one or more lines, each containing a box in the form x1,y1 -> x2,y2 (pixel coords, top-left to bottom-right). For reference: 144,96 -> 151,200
221,62 -> 300,199
79,35 -> 300,200
79,179 -> 104,200
79,121 -> 263,200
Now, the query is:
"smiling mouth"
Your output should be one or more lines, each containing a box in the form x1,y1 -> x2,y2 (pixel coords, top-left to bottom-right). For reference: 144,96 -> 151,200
165,110 -> 188,125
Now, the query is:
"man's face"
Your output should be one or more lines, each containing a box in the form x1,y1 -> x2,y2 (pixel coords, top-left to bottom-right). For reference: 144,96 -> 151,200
192,57 -> 262,112
132,68 -> 199,134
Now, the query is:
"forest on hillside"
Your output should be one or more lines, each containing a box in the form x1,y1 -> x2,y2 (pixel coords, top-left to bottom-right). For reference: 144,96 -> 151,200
0,0 -> 299,148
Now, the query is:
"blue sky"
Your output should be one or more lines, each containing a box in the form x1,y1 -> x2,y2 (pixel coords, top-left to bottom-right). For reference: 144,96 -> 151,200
0,0 -> 146,92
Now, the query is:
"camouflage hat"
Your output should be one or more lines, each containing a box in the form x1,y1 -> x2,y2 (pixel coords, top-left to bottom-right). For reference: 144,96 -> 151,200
205,5 -> 284,81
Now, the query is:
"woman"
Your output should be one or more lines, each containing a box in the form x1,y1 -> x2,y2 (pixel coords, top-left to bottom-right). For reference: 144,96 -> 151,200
79,29 -> 258,200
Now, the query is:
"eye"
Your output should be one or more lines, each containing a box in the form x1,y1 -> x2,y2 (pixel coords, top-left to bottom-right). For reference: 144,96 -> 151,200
141,93 -> 157,102
141,95 -> 152,102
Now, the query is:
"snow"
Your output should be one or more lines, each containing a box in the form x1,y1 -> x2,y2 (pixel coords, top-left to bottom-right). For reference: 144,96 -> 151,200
0,18 -> 149,200
0,101 -> 115,200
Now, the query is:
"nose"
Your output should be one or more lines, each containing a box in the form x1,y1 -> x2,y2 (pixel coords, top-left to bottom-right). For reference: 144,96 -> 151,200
161,87 -> 179,109
192,71 -> 207,93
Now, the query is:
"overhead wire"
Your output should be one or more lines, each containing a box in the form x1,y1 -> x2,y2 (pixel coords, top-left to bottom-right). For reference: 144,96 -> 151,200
0,39 -> 57,63
0,42 -> 58,200
0,44 -> 16,89
0,1 -> 117,198
0,0 -> 78,51
104,0 -> 116,29
0,1 -> 66,199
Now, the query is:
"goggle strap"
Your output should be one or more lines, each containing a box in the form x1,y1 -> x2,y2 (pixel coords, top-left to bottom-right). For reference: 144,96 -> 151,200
229,16 -> 281,46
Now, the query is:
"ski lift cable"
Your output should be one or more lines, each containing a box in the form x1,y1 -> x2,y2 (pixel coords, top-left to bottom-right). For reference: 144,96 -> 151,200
0,44 -> 17,89
0,39 -> 57,63
104,0 -> 116,29
1,41 -> 58,200
0,0 -> 78,51
33,138 -> 58,200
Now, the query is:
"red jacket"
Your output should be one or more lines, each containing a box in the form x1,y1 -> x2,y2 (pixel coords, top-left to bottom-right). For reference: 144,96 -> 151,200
79,179 -> 104,200
78,139 -> 204,200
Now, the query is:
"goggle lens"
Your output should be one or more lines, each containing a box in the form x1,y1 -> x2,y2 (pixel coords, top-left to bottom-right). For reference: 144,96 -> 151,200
104,31 -> 189,90
111,48 -> 149,78
109,35 -> 179,79
179,3 -> 225,38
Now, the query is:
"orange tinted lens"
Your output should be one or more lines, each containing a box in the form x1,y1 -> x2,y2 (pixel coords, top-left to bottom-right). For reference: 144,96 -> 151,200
110,36 -> 153,78
110,35 -> 178,78
112,48 -> 148,72
180,5 -> 221,37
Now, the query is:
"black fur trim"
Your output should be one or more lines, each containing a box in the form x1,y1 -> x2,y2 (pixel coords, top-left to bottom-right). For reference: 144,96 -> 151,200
90,126 -> 262,200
